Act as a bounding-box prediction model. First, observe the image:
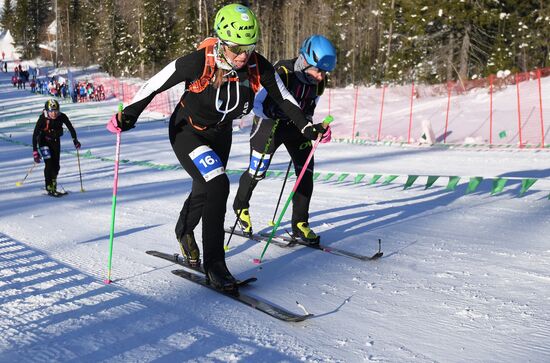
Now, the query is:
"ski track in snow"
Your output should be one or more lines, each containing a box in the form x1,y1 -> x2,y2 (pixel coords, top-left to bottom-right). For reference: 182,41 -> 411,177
1,69 -> 550,362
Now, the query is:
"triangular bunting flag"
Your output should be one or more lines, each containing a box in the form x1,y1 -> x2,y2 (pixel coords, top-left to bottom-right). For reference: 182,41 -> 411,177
324,172 -> 335,181
466,177 -> 483,194
337,173 -> 349,182
446,176 -> 461,191
403,175 -> 419,190
382,175 -> 399,185
491,178 -> 508,195
425,176 -> 439,189
312,172 -> 320,180
369,175 -> 382,185
354,174 -> 365,183
519,178 -> 537,197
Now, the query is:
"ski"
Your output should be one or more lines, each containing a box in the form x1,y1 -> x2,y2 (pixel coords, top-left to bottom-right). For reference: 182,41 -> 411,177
225,226 -> 383,261
45,191 -> 69,197
225,227 -> 291,248
146,250 -> 257,287
171,269 -> 313,322
261,232 -> 383,260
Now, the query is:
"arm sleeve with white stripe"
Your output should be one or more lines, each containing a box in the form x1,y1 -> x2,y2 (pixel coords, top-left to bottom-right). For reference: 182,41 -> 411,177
122,50 -> 205,121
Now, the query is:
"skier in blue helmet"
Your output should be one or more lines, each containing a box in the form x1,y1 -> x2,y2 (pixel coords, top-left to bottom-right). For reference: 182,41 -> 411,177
233,34 -> 337,244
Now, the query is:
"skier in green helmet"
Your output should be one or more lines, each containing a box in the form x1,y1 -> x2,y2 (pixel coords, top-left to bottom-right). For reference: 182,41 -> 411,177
107,3 -> 330,293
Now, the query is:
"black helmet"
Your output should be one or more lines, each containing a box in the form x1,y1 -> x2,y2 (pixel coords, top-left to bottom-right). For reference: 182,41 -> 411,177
45,99 -> 60,111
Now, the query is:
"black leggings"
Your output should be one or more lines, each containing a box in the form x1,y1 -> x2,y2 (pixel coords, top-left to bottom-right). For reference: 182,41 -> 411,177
39,139 -> 61,188
169,109 -> 232,269
233,118 -> 314,225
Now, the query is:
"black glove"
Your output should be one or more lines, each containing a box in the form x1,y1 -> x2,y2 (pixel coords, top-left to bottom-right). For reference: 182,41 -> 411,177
73,138 -> 81,149
119,112 -> 137,131
302,123 -> 327,140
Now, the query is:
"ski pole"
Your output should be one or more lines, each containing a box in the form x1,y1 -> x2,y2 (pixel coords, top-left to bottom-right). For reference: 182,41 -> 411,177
255,116 -> 333,264
268,159 -> 292,226
225,118 -> 279,250
15,163 -> 37,186
105,103 -> 123,284
76,148 -> 84,192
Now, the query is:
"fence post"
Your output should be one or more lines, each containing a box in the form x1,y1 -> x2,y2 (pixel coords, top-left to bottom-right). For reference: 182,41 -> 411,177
515,73 -> 523,148
537,69 -> 545,148
407,80 -> 415,144
351,86 -> 359,140
444,81 -> 452,144
377,84 -> 386,141
489,74 -> 494,145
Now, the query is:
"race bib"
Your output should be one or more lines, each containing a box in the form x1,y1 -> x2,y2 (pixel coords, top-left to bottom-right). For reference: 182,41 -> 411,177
39,146 -> 51,159
189,145 -> 224,182
248,150 -> 271,177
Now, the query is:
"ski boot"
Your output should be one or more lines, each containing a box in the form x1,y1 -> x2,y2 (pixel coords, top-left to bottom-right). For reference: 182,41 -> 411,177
178,232 -> 201,268
292,222 -> 320,245
205,260 -> 238,294
46,180 -> 61,197
235,208 -> 253,236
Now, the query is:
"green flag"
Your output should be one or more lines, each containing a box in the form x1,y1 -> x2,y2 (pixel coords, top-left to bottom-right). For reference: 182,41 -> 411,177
324,172 -> 335,181
446,176 -> 461,191
403,175 -> 419,190
425,176 -> 439,189
466,177 -> 483,194
382,175 -> 399,185
491,178 -> 508,195
519,178 -> 537,197
369,175 -> 382,185
337,173 -> 349,182
354,174 -> 365,183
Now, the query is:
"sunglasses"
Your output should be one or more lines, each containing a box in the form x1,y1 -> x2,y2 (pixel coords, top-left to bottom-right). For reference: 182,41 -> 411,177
222,41 -> 256,55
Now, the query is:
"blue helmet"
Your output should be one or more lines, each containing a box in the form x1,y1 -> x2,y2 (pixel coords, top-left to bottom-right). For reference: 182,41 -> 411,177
300,35 -> 337,72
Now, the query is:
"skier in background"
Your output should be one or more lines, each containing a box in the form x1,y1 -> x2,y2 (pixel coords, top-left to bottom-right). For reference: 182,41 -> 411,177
32,99 -> 81,197
233,34 -> 337,244
106,3 -> 328,293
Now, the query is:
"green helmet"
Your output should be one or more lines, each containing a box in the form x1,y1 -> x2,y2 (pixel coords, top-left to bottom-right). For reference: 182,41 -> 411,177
214,4 -> 259,45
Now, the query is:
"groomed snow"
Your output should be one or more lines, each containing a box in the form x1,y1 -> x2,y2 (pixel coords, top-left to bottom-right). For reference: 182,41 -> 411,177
1,69 -> 550,362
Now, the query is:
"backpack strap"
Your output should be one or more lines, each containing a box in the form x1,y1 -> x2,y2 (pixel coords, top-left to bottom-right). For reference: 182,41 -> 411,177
188,38 -> 218,94
247,53 -> 261,93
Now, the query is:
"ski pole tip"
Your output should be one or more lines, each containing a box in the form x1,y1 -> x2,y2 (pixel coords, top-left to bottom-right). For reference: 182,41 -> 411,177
224,245 -> 230,252
103,279 -> 112,284
268,220 -> 275,227
252,258 -> 262,265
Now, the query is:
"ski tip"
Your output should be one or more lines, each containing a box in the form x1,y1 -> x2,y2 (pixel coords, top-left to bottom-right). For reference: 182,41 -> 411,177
252,258 -> 262,265
103,279 -> 112,284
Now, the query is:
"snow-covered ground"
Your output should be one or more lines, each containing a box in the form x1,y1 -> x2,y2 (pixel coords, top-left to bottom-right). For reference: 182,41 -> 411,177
1,69 -> 550,362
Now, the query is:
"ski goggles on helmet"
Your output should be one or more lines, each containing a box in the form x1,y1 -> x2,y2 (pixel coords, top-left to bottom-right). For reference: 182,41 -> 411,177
222,41 -> 256,56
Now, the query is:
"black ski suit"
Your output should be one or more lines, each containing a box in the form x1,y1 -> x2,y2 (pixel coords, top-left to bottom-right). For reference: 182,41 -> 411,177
233,58 -> 326,227
32,111 -> 78,190
119,47 -> 313,271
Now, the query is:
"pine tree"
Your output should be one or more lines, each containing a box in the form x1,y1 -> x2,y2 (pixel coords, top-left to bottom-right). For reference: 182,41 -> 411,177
141,0 -> 173,75
170,0 -> 201,58
1,0 -> 15,32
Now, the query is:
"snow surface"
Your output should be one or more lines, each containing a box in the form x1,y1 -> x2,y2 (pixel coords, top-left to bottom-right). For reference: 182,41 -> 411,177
1,69 -> 550,362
